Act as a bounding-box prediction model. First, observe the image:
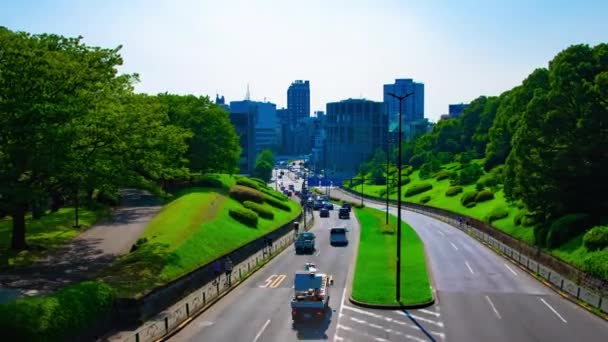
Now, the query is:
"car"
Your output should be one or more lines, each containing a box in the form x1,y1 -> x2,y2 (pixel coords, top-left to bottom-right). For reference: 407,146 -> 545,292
319,207 -> 330,218
324,202 -> 334,210
338,207 -> 350,219
330,227 -> 348,246
295,232 -> 316,254
341,203 -> 352,212
313,200 -> 324,210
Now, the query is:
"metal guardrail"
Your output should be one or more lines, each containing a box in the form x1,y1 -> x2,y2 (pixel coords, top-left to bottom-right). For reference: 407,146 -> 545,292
338,187 -> 608,315
111,213 -> 313,342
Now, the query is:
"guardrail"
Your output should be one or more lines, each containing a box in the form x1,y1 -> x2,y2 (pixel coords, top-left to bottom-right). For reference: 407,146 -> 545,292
108,211 -> 314,342
338,187 -> 608,315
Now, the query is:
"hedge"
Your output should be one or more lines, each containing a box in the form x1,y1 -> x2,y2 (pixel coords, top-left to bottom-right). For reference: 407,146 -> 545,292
0,281 -> 115,341
236,177 -> 260,190
485,207 -> 509,223
461,191 -> 479,206
229,207 -> 259,227
445,186 -> 463,197
465,202 -> 476,208
229,185 -> 264,203
404,183 -> 432,197
261,187 -> 288,202
583,226 -> 608,251
475,190 -> 494,203
546,213 -> 594,248
399,177 -> 411,186
243,201 -> 274,219
264,194 -> 291,211
582,252 -> 608,280
435,170 -> 451,181
193,174 -> 224,188
419,196 -> 431,204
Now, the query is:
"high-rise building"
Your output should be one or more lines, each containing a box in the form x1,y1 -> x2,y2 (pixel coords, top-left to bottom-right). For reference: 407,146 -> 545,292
325,99 -> 387,179
229,110 -> 255,174
449,103 -> 468,118
287,80 -> 310,122
383,79 -> 424,131
215,94 -> 230,112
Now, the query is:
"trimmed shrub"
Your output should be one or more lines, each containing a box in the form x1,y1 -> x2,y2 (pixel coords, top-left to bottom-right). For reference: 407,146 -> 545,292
0,281 -> 115,341
457,163 -> 483,185
261,187 -> 288,202
397,176 -> 411,186
264,194 -> 291,211
404,183 -> 432,197
236,177 -> 260,190
475,182 -> 485,192
522,213 -> 541,227
546,213 -> 594,248
250,177 -> 267,186
419,196 -> 431,204
243,201 -> 274,219
583,226 -> 608,251
582,252 -> 608,280
465,202 -> 477,208
513,210 -> 526,226
435,170 -> 451,181
460,191 -> 479,206
475,190 -> 494,203
229,185 -> 264,203
485,207 -> 509,223
478,174 -> 499,188
229,207 -> 258,227
445,186 -> 463,197
352,202 -> 365,209
193,174 -> 223,188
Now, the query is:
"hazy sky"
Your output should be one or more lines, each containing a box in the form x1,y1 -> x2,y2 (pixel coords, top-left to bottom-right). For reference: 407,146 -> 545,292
2,0 -> 607,121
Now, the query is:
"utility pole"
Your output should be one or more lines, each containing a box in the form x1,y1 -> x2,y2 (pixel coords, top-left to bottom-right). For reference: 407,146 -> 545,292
387,91 -> 414,302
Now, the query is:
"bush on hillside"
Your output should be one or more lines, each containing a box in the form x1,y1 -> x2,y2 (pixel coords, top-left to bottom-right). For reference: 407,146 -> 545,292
236,177 -> 260,190
229,185 -> 264,203
419,196 -> 431,204
261,187 -> 288,202
243,201 -> 274,220
460,191 -> 479,206
475,190 -> 494,203
193,174 -> 224,188
582,251 -> 608,280
398,176 -> 411,186
546,213 -> 594,248
250,177 -> 267,186
264,194 -> 291,211
475,182 -> 485,192
445,186 -> 463,197
404,183 -> 433,197
583,226 -> 608,251
478,174 -> 499,188
435,170 -> 451,181
0,281 -> 115,341
514,210 -> 526,226
229,207 -> 258,227
457,163 -> 483,185
409,154 -> 426,169
465,202 -> 477,208
485,207 -> 509,224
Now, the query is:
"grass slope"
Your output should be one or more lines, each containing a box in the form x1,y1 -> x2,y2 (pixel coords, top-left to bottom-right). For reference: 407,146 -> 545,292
102,179 -> 300,297
0,207 -> 109,268
352,207 -> 432,305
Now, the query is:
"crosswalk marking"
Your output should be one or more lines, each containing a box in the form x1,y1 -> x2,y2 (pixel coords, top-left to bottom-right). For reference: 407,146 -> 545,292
342,305 -> 445,338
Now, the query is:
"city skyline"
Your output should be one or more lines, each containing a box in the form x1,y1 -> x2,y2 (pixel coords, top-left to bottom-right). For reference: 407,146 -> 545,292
2,0 -> 607,121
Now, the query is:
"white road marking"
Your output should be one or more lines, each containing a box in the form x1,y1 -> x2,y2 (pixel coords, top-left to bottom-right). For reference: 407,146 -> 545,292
485,295 -> 502,319
504,263 -> 518,276
540,298 -> 568,323
450,242 -> 459,251
420,309 -> 440,317
437,230 -> 445,236
465,261 -> 475,275
404,313 -> 445,328
252,319 -> 271,342
343,305 -> 445,336
315,247 -> 321,256
339,287 -> 347,316
341,321 -> 427,342
333,335 -> 344,342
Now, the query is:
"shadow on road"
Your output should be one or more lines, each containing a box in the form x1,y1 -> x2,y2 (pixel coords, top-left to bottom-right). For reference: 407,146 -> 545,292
291,307 -> 333,340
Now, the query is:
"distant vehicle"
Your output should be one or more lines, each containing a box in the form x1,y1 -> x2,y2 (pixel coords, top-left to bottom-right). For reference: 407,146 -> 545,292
330,227 -> 348,246
319,207 -> 330,218
278,175 -> 283,179
324,202 -> 334,210
320,195 -> 329,202
295,232 -> 316,254
313,201 -> 324,210
288,184 -> 295,190
291,266 -> 332,321
338,207 -> 350,219
341,203 -> 352,212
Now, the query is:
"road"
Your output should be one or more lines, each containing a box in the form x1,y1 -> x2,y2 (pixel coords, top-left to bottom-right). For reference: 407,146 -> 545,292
331,188 -> 608,342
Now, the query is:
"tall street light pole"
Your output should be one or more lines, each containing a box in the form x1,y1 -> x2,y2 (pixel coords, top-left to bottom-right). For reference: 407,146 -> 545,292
386,137 -> 390,224
387,91 -> 414,302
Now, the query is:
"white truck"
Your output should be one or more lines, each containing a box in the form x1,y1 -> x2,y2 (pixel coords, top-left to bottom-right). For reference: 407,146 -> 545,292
290,264 -> 332,321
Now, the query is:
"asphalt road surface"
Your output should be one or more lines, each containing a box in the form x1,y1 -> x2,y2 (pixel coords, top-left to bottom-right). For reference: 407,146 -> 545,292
330,188 -> 608,342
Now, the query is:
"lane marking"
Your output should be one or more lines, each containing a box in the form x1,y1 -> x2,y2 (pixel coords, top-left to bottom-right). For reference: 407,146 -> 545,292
339,287 -> 347,317
260,275 -> 277,288
450,242 -> 459,251
465,261 -> 475,275
419,309 -> 440,317
540,298 -> 568,323
315,247 -> 321,256
402,310 -> 439,342
504,263 -> 518,276
333,335 -> 344,342
252,319 -> 271,342
437,230 -> 445,237
343,305 -> 445,335
269,274 -> 286,288
485,295 -> 502,319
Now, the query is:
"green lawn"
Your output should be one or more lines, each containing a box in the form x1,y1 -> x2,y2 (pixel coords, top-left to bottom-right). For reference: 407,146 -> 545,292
101,179 -> 301,297
352,207 -> 432,305
0,207 -> 109,268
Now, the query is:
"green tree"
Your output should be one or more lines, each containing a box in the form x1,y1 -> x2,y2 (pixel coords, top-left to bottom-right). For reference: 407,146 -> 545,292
253,149 -> 275,182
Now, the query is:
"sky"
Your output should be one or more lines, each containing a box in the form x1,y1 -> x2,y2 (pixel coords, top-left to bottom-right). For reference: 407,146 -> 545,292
1,0 -> 607,122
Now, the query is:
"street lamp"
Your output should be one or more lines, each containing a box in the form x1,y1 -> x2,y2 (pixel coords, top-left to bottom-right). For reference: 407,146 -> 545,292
386,91 -> 414,303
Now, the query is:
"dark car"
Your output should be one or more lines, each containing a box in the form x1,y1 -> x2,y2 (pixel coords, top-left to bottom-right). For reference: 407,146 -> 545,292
338,207 -> 350,219
313,200 -> 324,210
295,232 -> 316,254
320,207 -> 330,218
341,203 -> 352,212
324,202 -> 334,210
330,227 -> 348,246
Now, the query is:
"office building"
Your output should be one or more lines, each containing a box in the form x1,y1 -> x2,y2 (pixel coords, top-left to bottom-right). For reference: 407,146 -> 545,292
383,79 -> 424,131
449,103 -> 468,118
325,99 -> 387,179
287,80 -> 310,122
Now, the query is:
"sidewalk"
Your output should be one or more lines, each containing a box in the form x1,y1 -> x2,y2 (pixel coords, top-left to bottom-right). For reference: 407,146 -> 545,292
0,189 -> 161,296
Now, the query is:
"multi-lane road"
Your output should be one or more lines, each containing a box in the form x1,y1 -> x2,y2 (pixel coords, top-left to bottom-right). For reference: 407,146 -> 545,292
169,170 -> 607,341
